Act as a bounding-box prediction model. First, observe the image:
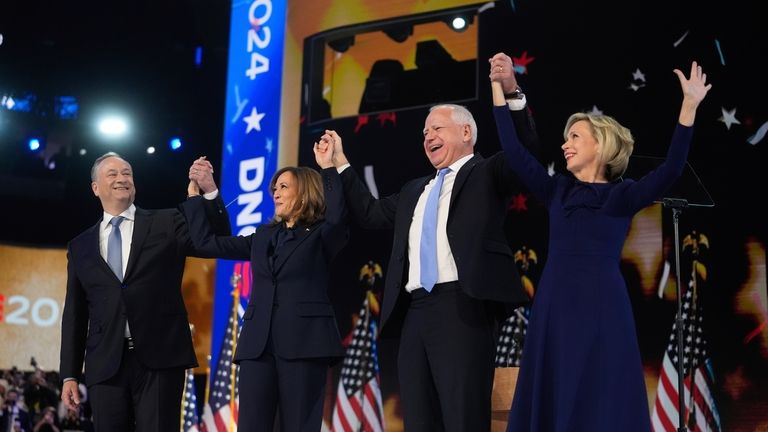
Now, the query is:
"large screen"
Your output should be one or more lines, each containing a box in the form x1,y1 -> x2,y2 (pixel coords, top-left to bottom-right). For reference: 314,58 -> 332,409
0,244 -> 217,373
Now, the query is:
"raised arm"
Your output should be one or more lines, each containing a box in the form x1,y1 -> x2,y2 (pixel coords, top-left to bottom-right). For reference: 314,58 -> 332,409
315,130 -> 397,229
489,55 -> 553,204
188,156 -> 231,235
608,61 -> 711,214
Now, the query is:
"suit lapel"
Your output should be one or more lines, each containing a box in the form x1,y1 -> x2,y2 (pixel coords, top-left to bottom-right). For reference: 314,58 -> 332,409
272,224 -> 315,274
408,175 -> 432,212
449,154 -> 481,210
85,221 -> 117,280
124,207 -> 150,280
255,225 -> 278,275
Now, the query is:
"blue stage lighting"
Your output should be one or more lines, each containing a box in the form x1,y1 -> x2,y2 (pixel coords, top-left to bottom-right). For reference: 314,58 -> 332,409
195,46 -> 203,67
54,96 -> 79,119
28,137 -> 42,151
169,137 -> 183,151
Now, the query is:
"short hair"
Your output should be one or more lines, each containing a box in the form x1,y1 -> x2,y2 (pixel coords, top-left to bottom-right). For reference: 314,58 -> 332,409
430,104 -> 478,145
91,152 -> 131,182
268,166 -> 325,226
563,112 -> 634,181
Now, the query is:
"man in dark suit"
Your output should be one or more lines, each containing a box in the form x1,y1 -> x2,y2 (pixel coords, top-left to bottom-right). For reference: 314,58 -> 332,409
59,152 -> 230,431
317,53 -> 537,431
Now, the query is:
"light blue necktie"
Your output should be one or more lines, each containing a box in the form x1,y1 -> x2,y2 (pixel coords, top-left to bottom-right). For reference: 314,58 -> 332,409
107,216 -> 125,281
420,168 -> 449,292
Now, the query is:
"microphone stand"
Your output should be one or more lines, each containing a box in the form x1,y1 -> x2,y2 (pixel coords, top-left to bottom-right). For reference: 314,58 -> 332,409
662,197 -> 689,432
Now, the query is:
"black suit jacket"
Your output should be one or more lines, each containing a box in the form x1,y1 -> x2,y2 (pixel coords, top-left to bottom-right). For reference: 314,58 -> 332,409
59,196 -> 229,385
340,108 -> 538,337
181,168 -> 348,362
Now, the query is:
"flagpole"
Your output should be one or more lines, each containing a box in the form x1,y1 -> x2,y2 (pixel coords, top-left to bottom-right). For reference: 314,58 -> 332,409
229,270 -> 242,431
358,291 -> 378,432
668,203 -> 689,432
183,323 -> 197,432
203,362 -> 211,408
181,369 -> 188,432
685,243 -> 701,429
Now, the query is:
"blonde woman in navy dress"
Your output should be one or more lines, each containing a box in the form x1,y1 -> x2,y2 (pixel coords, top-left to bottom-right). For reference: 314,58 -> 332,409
488,57 -> 711,431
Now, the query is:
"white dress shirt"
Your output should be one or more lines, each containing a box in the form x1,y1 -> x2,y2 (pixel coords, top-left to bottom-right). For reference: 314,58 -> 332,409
404,153 -> 473,291
99,204 -> 136,337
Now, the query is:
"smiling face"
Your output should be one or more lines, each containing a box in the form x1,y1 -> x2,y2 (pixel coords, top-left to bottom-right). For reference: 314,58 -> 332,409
422,107 -> 474,169
91,156 -> 135,214
272,170 -> 299,226
561,119 -> 604,182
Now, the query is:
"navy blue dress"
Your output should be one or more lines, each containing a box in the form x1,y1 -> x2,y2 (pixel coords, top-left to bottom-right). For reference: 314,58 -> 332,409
493,106 -> 692,431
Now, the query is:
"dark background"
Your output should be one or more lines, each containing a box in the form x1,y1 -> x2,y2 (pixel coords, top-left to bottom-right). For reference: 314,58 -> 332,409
2,0 -> 766,428
0,0 -> 231,246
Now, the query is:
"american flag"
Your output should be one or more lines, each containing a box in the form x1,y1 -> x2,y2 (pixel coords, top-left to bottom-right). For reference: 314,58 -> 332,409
200,299 -> 241,432
182,368 -> 200,432
331,291 -> 384,432
651,285 -> 722,431
495,307 -> 530,367
495,247 -> 536,367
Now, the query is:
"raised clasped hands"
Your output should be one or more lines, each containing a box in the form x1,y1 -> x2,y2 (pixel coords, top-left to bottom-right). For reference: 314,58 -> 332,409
488,52 -> 518,93
188,156 -> 217,196
314,129 -> 348,169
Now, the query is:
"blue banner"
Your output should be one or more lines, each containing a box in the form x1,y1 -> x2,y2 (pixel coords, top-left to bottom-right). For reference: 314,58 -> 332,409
210,0 -> 285,372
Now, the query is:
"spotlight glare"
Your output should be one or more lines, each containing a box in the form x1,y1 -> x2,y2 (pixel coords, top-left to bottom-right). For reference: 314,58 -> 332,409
147,146 -> 156,154
451,17 -> 467,31
97,116 -> 129,137
79,148 -> 87,156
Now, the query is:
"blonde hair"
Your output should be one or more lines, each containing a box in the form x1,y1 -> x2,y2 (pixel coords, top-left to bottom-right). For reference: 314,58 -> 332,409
269,166 -> 325,226
564,113 -> 634,181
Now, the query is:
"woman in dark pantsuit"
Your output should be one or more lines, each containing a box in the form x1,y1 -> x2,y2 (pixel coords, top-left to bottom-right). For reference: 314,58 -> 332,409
184,142 -> 347,431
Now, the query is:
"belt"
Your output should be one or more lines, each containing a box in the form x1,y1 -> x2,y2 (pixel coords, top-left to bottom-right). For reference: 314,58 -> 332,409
411,281 -> 461,299
125,337 -> 135,350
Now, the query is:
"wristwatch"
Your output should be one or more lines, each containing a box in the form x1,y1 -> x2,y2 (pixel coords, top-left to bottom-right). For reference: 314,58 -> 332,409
505,87 -> 526,111
504,87 -> 524,100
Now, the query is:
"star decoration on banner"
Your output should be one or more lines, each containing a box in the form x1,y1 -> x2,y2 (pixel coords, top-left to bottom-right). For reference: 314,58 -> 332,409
629,82 -> 646,92
265,137 -> 273,154
509,193 -> 528,212
632,68 -> 646,82
511,51 -> 535,74
719,107 -> 741,130
589,105 -> 603,116
377,112 -> 396,127
231,85 -> 249,124
355,115 -> 370,133
547,162 -> 555,176
244,106 -> 266,133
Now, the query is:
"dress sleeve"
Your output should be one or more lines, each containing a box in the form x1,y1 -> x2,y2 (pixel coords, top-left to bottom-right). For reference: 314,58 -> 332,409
320,167 -> 349,259
179,197 -> 252,260
606,124 -> 693,215
493,105 -> 554,206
